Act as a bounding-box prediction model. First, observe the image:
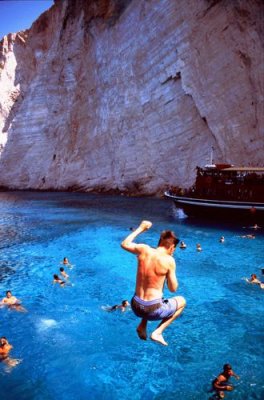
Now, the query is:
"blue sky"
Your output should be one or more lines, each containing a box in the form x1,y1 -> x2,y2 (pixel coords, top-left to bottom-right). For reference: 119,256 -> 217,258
0,0 -> 54,39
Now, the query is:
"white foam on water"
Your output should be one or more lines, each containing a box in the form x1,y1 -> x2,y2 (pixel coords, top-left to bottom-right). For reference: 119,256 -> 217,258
36,318 -> 57,332
172,206 -> 188,220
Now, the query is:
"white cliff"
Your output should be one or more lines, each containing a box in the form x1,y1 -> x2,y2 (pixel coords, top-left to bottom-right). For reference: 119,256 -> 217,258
0,0 -> 263,194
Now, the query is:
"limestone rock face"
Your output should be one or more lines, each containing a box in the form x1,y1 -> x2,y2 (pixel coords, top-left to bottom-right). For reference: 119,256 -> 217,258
0,0 -> 263,194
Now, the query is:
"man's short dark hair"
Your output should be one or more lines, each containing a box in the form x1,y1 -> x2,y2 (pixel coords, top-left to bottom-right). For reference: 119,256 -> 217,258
223,364 -> 232,371
158,230 -> 179,249
60,267 -> 64,272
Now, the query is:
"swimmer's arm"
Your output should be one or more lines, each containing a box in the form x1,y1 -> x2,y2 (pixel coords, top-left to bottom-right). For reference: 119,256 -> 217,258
121,220 -> 152,255
166,259 -> 178,292
231,371 -> 240,379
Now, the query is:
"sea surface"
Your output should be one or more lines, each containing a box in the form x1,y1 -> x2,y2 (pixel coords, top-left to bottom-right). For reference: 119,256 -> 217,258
0,191 -> 263,400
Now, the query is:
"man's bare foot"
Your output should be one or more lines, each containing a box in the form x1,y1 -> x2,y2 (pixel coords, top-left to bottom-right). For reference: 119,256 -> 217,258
136,328 -> 147,340
150,332 -> 168,346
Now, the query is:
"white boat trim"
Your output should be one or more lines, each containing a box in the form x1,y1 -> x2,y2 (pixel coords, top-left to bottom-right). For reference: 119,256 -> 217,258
164,191 -> 264,211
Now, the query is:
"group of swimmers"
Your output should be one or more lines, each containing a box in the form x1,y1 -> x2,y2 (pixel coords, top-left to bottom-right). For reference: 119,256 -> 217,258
179,236 -> 224,251
179,232 -> 263,291
0,257 -> 72,369
53,257 -> 73,286
179,241 -> 203,250
0,291 -> 26,368
1,220 -> 262,396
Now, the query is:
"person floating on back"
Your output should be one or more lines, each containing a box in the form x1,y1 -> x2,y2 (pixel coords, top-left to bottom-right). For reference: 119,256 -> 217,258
212,364 -> 239,399
0,290 -> 27,312
121,220 -> 186,346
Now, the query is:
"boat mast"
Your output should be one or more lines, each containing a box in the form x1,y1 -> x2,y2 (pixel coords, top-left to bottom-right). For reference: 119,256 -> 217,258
210,146 -> 214,165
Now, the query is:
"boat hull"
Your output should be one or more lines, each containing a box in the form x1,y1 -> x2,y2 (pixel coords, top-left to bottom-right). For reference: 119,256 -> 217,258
164,192 -> 264,221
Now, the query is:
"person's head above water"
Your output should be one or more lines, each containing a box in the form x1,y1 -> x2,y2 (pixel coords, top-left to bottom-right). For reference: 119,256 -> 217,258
0,337 -> 8,346
6,291 -> 12,298
122,300 -> 129,307
53,274 -> 60,280
223,364 -> 233,376
60,267 -> 64,272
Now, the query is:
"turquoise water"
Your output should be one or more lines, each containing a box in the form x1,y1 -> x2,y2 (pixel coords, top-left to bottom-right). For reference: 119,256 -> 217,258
0,191 -> 263,400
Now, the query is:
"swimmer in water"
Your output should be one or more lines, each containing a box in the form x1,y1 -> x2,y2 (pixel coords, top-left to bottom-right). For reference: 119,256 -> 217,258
219,236 -> 225,243
103,300 -> 130,312
239,234 -> 255,239
61,257 -> 73,269
246,274 -> 261,284
244,274 -> 263,289
0,291 -> 27,312
179,241 -> 187,249
0,337 -> 21,369
53,274 -> 65,286
252,224 -> 261,230
212,364 -> 239,399
59,267 -> 69,280
196,243 -> 202,252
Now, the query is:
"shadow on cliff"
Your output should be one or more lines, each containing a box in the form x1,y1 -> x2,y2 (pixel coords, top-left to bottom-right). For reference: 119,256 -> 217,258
60,0 -> 133,40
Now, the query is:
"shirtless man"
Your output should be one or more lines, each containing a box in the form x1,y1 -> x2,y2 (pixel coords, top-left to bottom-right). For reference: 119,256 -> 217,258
212,364 -> 239,398
1,290 -> 19,305
0,291 -> 26,312
121,220 -> 186,346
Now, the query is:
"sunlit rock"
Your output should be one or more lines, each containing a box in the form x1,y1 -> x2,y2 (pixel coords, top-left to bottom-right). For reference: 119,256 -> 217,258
0,0 -> 263,194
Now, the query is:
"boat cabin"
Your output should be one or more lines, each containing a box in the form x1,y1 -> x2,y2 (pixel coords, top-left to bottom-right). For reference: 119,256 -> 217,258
194,165 -> 264,202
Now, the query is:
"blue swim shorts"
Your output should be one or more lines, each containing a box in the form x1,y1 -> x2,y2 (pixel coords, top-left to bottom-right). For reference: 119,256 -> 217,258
131,294 -> 178,321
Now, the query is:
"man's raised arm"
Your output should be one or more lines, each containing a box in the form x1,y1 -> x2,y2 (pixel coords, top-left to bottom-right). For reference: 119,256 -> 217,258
121,220 -> 152,254
166,259 -> 178,292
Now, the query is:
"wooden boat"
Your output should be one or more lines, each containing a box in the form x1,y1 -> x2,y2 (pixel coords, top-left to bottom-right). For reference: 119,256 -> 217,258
165,164 -> 264,221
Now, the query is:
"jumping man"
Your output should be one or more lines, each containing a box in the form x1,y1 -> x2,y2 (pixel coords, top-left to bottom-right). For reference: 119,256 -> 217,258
121,220 -> 186,346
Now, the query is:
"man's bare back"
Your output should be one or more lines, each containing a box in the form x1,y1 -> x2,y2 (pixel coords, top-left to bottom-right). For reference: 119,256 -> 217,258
135,245 -> 177,301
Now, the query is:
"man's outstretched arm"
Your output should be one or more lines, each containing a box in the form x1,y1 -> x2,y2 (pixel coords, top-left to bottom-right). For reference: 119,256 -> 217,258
121,220 -> 152,255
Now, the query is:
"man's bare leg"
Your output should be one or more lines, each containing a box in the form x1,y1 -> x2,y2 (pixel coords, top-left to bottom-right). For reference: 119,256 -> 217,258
151,296 -> 186,346
136,318 -> 148,340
